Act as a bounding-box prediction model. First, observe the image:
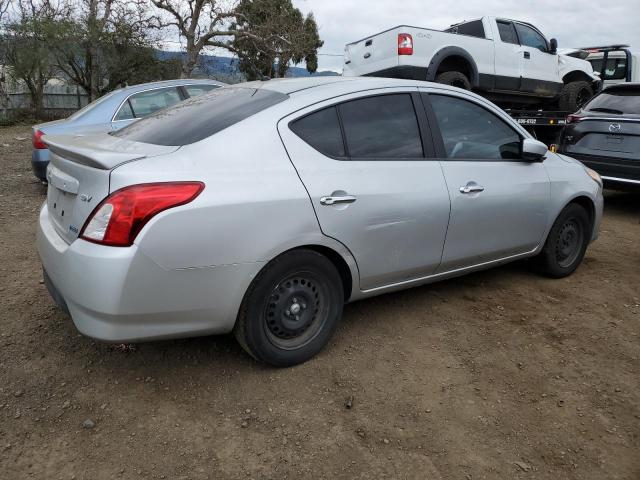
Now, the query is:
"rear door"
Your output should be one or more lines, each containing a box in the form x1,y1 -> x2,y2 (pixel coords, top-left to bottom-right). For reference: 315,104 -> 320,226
492,20 -> 523,90
278,89 -> 451,291
422,90 -> 550,271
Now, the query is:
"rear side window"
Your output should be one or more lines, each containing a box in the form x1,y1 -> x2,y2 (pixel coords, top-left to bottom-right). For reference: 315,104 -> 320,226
128,87 -> 183,118
114,101 -> 135,121
428,94 -> 521,160
113,87 -> 288,146
585,88 -> 640,115
589,57 -> 628,80
447,20 -> 485,38
497,21 -> 518,45
290,107 -> 345,157
339,94 -> 423,158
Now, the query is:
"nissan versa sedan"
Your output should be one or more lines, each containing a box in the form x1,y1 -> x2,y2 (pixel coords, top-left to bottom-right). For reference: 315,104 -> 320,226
37,77 -> 603,367
31,79 -> 225,181
559,83 -> 640,188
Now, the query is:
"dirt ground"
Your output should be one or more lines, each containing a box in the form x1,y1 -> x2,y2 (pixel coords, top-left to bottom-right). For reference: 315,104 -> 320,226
0,125 -> 639,480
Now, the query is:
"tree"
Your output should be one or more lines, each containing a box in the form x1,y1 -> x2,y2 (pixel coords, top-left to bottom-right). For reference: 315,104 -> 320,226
50,0 -> 160,100
232,0 -> 322,80
3,0 -> 68,117
151,0 -> 238,77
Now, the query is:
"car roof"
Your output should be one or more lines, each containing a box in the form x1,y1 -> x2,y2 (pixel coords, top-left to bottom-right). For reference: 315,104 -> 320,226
245,76 -> 444,95
112,78 -> 226,95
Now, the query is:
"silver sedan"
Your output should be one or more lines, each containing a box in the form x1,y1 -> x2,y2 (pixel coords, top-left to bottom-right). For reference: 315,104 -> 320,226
36,77 -> 603,366
31,79 -> 224,181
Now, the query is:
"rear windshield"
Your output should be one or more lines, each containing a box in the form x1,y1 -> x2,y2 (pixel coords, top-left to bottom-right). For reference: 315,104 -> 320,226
112,87 -> 288,146
584,88 -> 640,115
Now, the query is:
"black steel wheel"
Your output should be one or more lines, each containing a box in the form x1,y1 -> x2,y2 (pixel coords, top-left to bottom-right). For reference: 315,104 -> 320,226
534,203 -> 591,278
234,249 -> 344,367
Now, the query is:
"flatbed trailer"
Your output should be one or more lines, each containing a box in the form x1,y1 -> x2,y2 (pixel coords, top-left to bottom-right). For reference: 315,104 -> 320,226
505,109 -> 569,146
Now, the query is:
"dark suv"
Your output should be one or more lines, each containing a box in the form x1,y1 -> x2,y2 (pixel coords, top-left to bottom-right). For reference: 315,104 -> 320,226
559,83 -> 640,189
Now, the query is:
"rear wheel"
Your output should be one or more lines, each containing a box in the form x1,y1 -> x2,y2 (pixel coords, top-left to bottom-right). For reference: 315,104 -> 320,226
534,203 -> 591,278
435,71 -> 471,90
559,81 -> 594,112
234,249 -> 344,367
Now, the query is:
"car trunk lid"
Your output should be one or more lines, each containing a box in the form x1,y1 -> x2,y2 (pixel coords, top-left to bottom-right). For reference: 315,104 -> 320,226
44,134 -> 179,244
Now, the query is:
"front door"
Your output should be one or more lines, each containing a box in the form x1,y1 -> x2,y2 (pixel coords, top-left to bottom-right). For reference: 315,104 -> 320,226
514,22 -> 561,96
279,90 -> 451,291
423,91 -> 550,272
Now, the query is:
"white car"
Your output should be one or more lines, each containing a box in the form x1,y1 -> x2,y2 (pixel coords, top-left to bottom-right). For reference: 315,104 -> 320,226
343,16 -> 599,111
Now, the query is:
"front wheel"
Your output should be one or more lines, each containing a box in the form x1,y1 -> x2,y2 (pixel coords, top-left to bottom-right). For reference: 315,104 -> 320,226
234,249 -> 344,367
559,81 -> 594,112
533,203 -> 591,278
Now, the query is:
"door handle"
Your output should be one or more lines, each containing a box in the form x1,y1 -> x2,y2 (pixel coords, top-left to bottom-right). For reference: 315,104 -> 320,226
524,51 -> 531,59
459,185 -> 485,194
320,195 -> 357,206
364,52 -> 371,59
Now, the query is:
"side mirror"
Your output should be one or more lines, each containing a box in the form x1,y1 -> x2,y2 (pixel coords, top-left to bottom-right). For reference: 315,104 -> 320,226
522,138 -> 548,162
549,38 -> 558,54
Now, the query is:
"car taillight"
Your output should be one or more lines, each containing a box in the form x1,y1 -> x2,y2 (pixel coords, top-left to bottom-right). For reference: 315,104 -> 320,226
398,33 -> 413,55
33,130 -> 47,149
566,114 -> 583,124
80,182 -> 204,247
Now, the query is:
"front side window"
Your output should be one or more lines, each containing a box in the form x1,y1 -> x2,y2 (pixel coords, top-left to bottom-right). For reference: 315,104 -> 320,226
338,94 -> 423,158
514,24 -> 548,52
497,21 -> 518,45
428,94 -> 521,160
290,107 -> 345,158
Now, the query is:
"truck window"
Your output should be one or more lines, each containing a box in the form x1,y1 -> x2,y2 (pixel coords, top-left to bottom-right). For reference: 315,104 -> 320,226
446,20 -> 485,39
497,21 -> 518,45
514,24 -> 548,52
589,57 -> 628,80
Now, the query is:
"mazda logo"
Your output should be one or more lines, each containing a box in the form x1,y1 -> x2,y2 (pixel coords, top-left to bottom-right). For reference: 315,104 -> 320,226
609,123 -> 622,133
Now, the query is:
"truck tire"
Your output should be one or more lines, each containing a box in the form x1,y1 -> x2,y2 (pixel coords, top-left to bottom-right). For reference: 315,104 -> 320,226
435,71 -> 471,90
559,81 -> 594,112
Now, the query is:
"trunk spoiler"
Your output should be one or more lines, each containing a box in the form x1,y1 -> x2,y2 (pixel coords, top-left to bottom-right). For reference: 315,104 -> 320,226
43,134 -> 180,170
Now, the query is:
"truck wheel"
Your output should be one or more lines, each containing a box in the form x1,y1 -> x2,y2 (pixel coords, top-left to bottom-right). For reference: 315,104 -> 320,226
234,249 -> 344,367
559,81 -> 594,112
435,71 -> 471,90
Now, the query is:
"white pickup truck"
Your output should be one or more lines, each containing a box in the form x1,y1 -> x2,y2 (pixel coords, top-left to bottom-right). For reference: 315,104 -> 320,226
343,16 -> 600,112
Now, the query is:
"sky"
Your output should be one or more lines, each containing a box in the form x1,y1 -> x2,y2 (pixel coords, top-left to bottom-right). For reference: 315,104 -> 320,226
291,0 -> 640,72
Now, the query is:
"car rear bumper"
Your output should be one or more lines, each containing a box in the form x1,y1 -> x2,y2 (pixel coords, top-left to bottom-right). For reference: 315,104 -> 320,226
32,148 -> 50,181
36,203 -> 262,342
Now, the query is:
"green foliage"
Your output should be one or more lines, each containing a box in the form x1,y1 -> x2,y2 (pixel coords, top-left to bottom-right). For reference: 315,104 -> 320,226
232,0 -> 323,80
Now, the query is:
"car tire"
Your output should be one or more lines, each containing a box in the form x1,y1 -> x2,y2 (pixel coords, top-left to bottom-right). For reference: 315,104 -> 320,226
234,249 -> 344,367
534,203 -> 591,278
559,81 -> 594,112
435,71 -> 472,90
